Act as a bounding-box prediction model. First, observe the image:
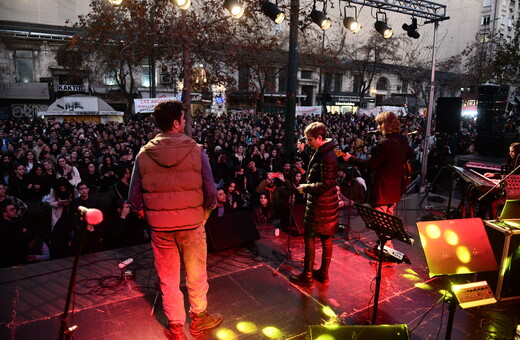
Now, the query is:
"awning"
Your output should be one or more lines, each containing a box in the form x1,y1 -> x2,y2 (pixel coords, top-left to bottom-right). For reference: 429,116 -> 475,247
38,94 -> 123,117
0,82 -> 49,100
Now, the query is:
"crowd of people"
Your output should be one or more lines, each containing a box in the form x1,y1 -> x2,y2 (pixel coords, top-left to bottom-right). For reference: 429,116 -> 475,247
0,107 -> 492,268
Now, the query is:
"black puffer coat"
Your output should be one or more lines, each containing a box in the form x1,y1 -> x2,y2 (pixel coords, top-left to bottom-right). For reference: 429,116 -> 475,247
301,139 -> 339,235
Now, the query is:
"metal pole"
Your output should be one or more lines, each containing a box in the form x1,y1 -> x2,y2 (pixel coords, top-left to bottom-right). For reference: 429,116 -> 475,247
420,20 -> 438,192
149,52 -> 156,98
284,0 -> 299,161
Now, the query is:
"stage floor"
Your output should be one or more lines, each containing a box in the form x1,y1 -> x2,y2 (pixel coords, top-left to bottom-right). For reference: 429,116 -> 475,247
1,192 -> 519,340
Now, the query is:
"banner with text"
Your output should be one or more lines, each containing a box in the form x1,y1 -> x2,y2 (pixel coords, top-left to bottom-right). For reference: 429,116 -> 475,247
295,106 -> 322,116
134,97 -> 177,114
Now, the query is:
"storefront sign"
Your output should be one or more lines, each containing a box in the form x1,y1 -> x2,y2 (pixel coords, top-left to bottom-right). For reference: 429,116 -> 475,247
334,96 -> 359,102
58,84 -> 85,92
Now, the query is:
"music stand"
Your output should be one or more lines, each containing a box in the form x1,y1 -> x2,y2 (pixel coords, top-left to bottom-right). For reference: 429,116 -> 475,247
355,203 -> 412,325
416,218 -> 498,340
504,175 -> 520,199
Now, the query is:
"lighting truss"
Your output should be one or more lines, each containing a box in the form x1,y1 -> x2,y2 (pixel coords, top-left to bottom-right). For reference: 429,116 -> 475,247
343,0 -> 448,22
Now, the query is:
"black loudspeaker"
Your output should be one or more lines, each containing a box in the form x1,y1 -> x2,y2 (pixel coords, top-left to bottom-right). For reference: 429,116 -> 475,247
205,211 -> 260,252
435,97 -> 462,133
288,204 -> 305,235
476,222 -> 520,301
477,85 -> 508,135
308,324 -> 410,340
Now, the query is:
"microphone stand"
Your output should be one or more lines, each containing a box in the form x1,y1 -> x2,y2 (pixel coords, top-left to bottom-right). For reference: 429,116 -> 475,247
478,163 -> 520,201
58,215 -> 88,340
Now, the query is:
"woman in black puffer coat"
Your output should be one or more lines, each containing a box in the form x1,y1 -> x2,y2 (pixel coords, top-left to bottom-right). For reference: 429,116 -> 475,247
290,122 -> 338,288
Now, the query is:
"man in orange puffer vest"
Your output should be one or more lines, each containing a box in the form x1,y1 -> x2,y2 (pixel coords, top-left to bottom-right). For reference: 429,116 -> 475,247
129,101 -> 220,340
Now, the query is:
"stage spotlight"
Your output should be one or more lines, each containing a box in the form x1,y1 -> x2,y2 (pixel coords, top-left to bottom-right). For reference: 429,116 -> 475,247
343,5 -> 361,33
311,9 -> 331,30
343,17 -> 360,33
224,0 -> 245,19
262,1 -> 285,24
374,12 -> 392,38
171,0 -> 191,10
402,17 -> 420,39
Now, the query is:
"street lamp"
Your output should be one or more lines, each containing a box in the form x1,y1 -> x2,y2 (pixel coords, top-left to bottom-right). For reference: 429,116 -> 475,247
108,0 -> 123,5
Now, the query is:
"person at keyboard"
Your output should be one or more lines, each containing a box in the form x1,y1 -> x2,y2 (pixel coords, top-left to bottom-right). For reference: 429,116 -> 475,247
479,142 -> 520,219
484,142 -> 520,179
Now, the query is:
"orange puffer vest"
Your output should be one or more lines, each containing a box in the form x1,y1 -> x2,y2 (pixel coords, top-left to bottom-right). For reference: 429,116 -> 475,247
138,133 -> 204,231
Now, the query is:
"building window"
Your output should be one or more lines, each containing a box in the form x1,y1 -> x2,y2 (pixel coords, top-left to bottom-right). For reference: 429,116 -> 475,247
192,66 -> 207,92
278,68 -> 287,92
376,77 -> 389,91
402,81 -> 408,93
483,0 -> 491,7
264,68 -> 276,93
300,70 -> 313,79
353,75 -> 361,93
324,72 -> 333,92
482,15 -> 491,26
104,69 -> 118,86
15,50 -> 34,83
238,65 -> 250,91
141,59 -> 151,87
334,73 -> 342,92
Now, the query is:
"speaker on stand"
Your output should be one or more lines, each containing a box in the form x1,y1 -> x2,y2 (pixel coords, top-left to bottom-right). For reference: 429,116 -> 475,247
435,97 -> 462,134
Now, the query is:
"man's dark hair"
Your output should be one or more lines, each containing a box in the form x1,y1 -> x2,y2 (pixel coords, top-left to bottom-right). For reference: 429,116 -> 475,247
153,100 -> 185,132
0,200 -> 14,214
76,181 -> 88,189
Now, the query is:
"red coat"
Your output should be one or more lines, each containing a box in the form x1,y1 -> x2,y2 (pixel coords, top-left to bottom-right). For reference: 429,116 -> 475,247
348,133 -> 414,206
301,140 -> 339,235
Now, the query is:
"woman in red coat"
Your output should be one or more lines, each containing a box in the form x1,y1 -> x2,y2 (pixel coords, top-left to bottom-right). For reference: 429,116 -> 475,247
290,122 -> 338,288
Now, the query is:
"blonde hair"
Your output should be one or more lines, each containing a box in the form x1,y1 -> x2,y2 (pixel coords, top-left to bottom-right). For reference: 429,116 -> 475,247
304,122 -> 327,139
375,111 -> 400,136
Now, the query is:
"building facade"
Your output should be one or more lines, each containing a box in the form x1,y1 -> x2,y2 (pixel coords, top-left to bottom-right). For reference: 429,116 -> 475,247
0,0 -> 484,119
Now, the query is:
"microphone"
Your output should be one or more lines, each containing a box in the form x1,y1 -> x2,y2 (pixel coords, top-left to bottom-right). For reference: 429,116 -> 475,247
77,206 -> 104,225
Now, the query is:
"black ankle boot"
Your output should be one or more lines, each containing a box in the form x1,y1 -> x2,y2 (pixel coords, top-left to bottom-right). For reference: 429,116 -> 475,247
313,257 -> 331,285
290,260 -> 314,288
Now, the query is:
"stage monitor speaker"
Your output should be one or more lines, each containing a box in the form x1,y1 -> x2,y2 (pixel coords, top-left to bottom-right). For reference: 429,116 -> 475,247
436,97 -> 462,133
205,211 -> 260,253
416,218 -> 498,277
288,204 -> 305,235
308,324 -> 410,340
476,221 -> 520,301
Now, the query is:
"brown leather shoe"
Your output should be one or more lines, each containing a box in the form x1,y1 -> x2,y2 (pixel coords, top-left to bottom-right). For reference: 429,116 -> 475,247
189,310 -> 223,335
164,323 -> 186,340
